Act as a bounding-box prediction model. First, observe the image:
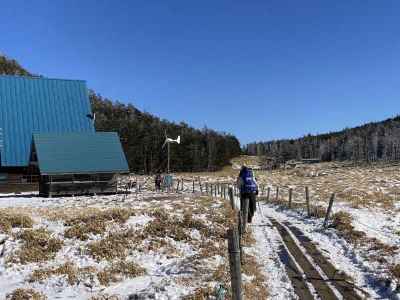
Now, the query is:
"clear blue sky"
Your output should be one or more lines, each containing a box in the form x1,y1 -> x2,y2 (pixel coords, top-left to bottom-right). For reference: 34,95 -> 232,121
1,1 -> 399,144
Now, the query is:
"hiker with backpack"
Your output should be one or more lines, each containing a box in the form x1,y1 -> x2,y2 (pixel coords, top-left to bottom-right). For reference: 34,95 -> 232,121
237,166 -> 259,223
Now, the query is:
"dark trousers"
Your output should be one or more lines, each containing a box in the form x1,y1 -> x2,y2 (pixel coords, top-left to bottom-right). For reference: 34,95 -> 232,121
240,192 -> 257,222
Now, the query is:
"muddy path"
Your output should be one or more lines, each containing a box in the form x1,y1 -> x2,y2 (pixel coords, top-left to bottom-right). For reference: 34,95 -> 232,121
269,218 -> 364,300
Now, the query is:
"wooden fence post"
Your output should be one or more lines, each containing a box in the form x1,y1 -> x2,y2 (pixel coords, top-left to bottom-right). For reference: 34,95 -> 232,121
275,187 -> 279,203
229,187 -> 235,209
206,182 -> 209,195
224,185 -> 227,199
215,184 -> 217,197
323,193 -> 335,228
192,180 -> 195,193
176,180 -> 180,193
199,178 -> 203,193
242,198 -> 249,233
227,228 -> 243,300
305,186 -> 311,217
267,187 -> 270,201
288,188 -> 293,209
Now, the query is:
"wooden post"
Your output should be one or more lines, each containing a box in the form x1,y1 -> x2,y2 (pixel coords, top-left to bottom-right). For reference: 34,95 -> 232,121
227,228 -> 243,300
267,187 -> 271,201
238,210 -> 242,236
206,182 -> 209,194
238,210 -> 244,266
199,178 -> 203,193
305,186 -> 311,217
215,184 -> 217,197
288,188 -> 293,209
275,187 -> 279,202
229,187 -> 235,209
242,198 -> 249,233
323,193 -> 335,228
181,178 -> 184,191
192,180 -> 195,193
261,185 -> 265,196
176,180 -> 180,193
224,185 -> 227,199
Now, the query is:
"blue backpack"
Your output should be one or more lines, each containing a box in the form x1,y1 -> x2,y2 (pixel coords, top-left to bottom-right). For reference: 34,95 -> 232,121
240,168 -> 258,194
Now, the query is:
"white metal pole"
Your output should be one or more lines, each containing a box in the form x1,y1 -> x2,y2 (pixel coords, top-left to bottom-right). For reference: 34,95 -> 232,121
167,142 -> 170,174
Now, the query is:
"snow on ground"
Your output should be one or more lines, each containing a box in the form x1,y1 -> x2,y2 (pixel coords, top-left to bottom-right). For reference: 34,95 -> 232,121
0,191 -> 212,299
257,201 -> 400,299
250,218 -> 298,299
0,187 -> 268,300
2,163 -> 400,299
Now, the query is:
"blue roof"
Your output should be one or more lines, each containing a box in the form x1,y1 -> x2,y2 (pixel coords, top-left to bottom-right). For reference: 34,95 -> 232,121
0,75 -> 94,167
33,132 -> 129,175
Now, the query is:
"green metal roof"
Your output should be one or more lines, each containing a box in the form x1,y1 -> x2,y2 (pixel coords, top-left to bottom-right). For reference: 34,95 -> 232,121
32,132 -> 129,175
0,75 -> 94,167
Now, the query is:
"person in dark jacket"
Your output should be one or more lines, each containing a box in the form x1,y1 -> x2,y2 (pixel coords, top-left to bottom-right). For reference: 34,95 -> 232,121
237,166 -> 259,223
155,173 -> 162,191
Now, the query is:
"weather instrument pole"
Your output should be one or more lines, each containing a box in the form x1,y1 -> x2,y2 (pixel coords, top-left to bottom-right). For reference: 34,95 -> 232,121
167,142 -> 170,174
162,133 -> 181,174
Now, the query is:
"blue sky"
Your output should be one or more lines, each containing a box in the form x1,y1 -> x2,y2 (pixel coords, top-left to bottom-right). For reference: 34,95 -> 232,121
1,1 -> 399,144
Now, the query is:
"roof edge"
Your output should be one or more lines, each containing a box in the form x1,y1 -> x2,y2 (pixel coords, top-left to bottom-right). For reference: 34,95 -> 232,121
0,74 -> 87,83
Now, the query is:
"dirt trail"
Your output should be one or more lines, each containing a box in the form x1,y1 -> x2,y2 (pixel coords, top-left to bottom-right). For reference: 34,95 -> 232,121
270,218 -> 363,300
284,222 -> 366,300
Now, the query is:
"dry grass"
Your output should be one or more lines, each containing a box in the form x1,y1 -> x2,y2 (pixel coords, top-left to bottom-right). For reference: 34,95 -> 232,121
144,217 -> 189,241
89,294 -> 120,300
29,262 -> 80,285
330,211 -> 366,244
64,220 -> 106,241
197,240 -> 225,258
242,253 -> 269,299
330,211 -> 399,278
182,287 -> 214,300
11,228 -> 63,264
6,288 -> 47,300
391,264 -> 400,280
29,260 -> 145,287
210,262 -> 230,290
144,209 -> 210,242
254,161 -> 400,209
309,204 -> 328,218
87,229 -> 139,261
0,210 -> 33,233
65,208 -> 134,226
64,208 -> 135,241
97,260 -> 146,286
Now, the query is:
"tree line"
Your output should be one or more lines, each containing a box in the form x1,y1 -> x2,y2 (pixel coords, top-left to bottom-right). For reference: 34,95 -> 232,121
0,55 -> 242,173
246,116 -> 400,163
91,93 -> 241,173
0,55 -> 32,76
